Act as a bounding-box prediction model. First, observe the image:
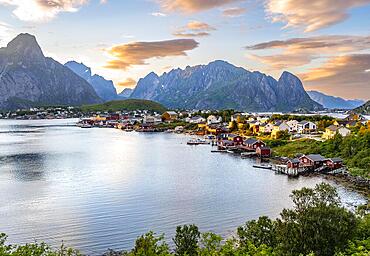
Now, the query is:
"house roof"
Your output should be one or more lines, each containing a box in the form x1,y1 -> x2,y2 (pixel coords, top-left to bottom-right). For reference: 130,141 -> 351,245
257,146 -> 271,150
288,158 -> 300,164
326,125 -> 339,131
166,111 -> 178,115
298,120 -> 309,125
329,157 -> 343,163
245,138 -> 258,144
303,154 -> 326,162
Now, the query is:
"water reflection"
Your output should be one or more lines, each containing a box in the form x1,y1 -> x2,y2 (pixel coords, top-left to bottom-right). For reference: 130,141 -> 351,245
0,119 -> 366,255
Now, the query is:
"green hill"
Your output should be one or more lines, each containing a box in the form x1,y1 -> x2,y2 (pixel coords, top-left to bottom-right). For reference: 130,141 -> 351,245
81,99 -> 167,113
354,100 -> 370,114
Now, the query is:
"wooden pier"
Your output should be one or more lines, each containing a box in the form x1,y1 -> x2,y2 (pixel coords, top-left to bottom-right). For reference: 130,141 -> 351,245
272,164 -> 312,177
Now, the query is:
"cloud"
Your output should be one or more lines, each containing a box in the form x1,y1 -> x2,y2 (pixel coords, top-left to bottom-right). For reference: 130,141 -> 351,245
249,53 -> 313,70
0,0 -> 89,22
222,7 -> 246,17
158,0 -> 242,13
299,54 -> 370,99
117,78 -> 137,88
0,22 -> 14,46
173,21 -> 216,37
266,0 -> 370,32
105,39 -> 199,70
151,12 -> 167,17
246,35 -> 370,69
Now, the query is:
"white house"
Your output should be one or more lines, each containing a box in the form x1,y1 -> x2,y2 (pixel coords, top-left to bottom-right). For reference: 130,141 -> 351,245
297,121 -> 317,134
286,120 -> 299,132
207,115 -> 222,125
188,116 -> 206,124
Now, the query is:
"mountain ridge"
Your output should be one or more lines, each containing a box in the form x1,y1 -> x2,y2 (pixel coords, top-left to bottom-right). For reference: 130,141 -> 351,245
307,90 -> 364,109
130,60 -> 322,112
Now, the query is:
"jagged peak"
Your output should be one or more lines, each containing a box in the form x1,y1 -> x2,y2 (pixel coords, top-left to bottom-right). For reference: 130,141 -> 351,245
279,71 -> 299,80
6,33 -> 44,59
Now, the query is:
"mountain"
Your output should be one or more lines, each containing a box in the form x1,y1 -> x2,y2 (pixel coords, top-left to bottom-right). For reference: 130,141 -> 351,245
307,91 -> 364,109
0,33 -> 101,110
65,61 -> 117,102
118,88 -> 133,98
130,60 -> 322,112
354,101 -> 370,115
81,99 -> 167,113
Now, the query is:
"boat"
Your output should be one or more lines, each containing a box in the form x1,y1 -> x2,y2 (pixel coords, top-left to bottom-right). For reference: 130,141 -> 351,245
80,123 -> 92,128
187,138 -> 210,145
241,152 -> 257,157
253,164 -> 272,170
226,150 -> 235,154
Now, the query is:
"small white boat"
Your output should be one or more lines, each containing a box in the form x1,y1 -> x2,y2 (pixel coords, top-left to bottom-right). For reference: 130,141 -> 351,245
187,138 -> 209,145
81,123 -> 92,128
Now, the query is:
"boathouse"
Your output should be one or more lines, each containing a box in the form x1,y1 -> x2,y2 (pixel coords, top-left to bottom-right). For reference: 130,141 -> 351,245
287,158 -> 300,168
299,154 -> 326,168
256,146 -> 271,157
244,138 -> 266,150
325,158 -> 343,169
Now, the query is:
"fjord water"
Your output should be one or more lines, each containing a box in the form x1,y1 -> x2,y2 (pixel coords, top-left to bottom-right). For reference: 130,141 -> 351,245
0,119 -> 366,254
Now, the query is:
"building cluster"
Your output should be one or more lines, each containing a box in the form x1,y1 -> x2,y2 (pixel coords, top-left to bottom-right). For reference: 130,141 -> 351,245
0,107 -> 79,119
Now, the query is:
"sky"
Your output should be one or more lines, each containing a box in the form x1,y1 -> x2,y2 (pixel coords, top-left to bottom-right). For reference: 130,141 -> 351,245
0,0 -> 369,100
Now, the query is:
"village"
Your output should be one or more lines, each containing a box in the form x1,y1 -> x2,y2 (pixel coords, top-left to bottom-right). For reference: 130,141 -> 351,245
77,109 -> 369,178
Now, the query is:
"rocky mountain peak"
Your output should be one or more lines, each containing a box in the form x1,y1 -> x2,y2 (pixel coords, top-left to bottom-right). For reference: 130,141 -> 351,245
6,33 -> 44,61
65,61 -> 92,78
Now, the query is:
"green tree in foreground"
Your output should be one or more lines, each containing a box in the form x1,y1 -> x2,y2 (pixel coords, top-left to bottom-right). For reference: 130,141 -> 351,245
173,224 -> 200,256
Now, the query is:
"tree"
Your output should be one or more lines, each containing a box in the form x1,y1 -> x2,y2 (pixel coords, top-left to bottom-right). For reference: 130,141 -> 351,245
237,216 -> 277,248
276,183 -> 358,256
173,225 -> 200,256
131,231 -> 170,256
198,232 -> 222,256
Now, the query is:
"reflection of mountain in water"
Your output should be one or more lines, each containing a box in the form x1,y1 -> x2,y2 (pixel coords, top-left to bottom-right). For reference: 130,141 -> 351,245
0,153 -> 46,181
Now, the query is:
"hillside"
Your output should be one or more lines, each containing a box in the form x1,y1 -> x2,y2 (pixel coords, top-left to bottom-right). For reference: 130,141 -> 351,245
81,99 -> 167,113
0,34 -> 101,110
307,90 -> 364,109
354,100 -> 370,114
130,60 -> 322,112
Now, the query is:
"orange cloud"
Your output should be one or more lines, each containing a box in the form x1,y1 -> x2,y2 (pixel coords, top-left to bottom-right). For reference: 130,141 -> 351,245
300,54 -> 370,99
266,0 -> 370,32
105,39 -> 199,70
246,35 -> 370,69
158,0 -> 242,13
0,0 -> 88,22
173,21 -> 216,37
222,7 -> 246,17
117,78 -> 137,88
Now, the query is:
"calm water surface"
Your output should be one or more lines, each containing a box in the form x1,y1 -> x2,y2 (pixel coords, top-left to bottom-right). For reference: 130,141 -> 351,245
0,119 -> 366,254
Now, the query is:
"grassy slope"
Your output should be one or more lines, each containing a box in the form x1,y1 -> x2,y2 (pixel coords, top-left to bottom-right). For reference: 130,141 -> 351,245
81,99 -> 167,113
354,100 -> 370,115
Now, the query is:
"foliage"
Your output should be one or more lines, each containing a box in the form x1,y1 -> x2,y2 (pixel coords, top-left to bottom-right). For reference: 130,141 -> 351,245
0,233 -> 81,256
173,225 -> 200,256
81,99 -> 167,113
270,114 -> 335,123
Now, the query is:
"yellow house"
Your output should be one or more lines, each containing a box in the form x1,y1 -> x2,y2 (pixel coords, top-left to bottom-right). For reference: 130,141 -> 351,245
162,111 -> 178,121
323,125 -> 351,140
271,121 -> 289,139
